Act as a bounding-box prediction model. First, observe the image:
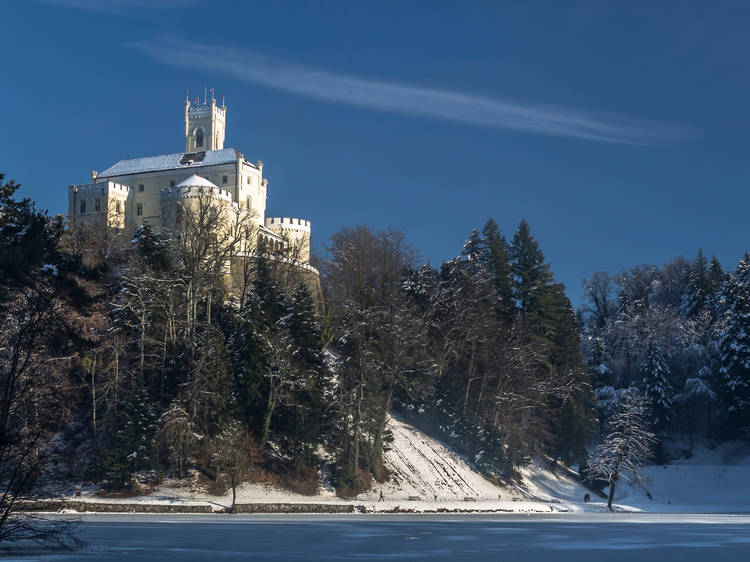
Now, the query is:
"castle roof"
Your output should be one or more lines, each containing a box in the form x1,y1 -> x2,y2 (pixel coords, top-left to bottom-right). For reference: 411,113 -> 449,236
98,148 -> 243,178
175,174 -> 219,189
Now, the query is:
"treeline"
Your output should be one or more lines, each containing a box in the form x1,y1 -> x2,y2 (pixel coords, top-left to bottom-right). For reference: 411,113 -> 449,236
579,250 -> 750,458
323,220 -> 595,484
1,170 -> 595,515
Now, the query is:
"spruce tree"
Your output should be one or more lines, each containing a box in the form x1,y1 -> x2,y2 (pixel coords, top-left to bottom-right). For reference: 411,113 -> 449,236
509,219 -> 552,318
708,255 -> 724,293
279,282 -> 329,462
461,229 -> 485,265
481,219 -> 514,325
718,255 -> 750,435
706,255 -> 724,318
681,249 -> 709,318
640,338 -> 674,433
543,283 -> 595,465
104,374 -> 157,487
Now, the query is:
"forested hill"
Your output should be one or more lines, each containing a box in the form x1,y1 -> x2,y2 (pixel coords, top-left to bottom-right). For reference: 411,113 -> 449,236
0,169 -> 596,517
578,250 -> 750,460
7,167 -> 748,531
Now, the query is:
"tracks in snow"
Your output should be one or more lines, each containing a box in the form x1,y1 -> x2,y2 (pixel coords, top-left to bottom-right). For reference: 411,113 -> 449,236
383,416 -> 491,500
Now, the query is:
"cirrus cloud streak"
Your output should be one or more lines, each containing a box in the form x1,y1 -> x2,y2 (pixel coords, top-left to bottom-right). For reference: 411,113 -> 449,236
129,37 -> 692,145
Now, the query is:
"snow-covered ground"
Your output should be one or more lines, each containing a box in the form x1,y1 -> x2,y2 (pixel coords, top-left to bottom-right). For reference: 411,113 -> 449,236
60,418 -> 750,514
354,415 -> 591,512
604,441 -> 750,513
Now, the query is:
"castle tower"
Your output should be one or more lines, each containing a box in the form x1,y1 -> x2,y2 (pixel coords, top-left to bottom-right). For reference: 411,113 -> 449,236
184,96 -> 227,152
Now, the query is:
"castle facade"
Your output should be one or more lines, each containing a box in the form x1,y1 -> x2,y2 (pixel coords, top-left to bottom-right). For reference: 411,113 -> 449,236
67,95 -> 315,268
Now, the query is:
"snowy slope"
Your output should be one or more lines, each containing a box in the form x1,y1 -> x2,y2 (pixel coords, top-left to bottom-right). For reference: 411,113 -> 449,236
375,416 -> 508,500
606,441 -> 750,513
353,415 -> 590,512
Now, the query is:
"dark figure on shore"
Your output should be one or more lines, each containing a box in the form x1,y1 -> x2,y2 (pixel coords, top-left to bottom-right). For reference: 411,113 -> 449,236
378,491 -> 385,502
584,493 -> 591,503
646,491 -> 653,500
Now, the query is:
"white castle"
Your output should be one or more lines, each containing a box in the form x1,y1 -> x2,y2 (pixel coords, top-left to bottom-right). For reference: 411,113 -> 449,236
67,94 -> 314,267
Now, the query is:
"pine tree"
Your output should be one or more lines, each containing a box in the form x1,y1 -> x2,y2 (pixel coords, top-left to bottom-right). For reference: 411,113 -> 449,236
461,229 -> 485,265
706,255 -> 724,318
187,327 -> 232,438
681,249 -> 709,318
542,283 -> 595,465
481,219 -> 514,325
104,374 -> 157,487
718,255 -> 750,435
509,219 -> 552,318
640,338 -> 673,433
708,255 -> 724,294
278,282 -> 329,463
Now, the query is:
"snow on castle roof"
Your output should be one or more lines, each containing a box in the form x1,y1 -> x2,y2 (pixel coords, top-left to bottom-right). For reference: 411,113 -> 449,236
98,148 -> 240,178
175,174 -> 219,189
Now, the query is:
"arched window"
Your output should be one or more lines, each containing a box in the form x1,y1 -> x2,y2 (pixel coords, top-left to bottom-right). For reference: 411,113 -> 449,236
195,128 -> 204,148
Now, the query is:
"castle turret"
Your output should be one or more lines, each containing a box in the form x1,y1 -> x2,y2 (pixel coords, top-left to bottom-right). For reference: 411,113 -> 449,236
185,96 -> 227,152
265,217 -> 312,263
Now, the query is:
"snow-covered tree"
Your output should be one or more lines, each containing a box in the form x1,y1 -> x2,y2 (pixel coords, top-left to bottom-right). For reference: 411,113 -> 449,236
640,338 -> 673,432
680,249 -> 709,318
674,375 -> 717,449
718,256 -> 750,435
588,390 -> 656,510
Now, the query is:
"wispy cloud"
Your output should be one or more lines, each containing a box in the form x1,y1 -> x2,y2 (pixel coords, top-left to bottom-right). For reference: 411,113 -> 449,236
129,37 -> 692,145
36,0 -> 200,16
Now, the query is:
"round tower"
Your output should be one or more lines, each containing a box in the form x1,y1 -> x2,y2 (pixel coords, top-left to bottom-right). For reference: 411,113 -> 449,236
264,217 -> 312,264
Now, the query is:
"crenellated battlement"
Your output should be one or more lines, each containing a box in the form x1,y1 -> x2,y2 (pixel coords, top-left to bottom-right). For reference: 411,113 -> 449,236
69,181 -> 130,196
265,217 -> 311,230
161,185 -> 234,204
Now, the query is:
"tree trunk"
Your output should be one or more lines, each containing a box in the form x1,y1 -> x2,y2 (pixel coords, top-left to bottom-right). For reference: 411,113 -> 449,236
262,377 -> 276,447
607,477 -> 616,511
463,352 -> 477,412
91,353 -> 97,435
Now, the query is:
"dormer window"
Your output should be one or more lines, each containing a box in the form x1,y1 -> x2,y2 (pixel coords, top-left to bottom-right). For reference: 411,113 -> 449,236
195,128 -> 204,148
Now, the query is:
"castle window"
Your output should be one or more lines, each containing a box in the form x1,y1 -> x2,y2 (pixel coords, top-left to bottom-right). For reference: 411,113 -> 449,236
136,203 -> 143,216
170,180 -> 176,187
116,201 -> 121,213
247,176 -> 251,185
94,198 -> 101,212
196,128 -> 204,148
222,175 -> 228,184
80,199 -> 86,214
138,184 -> 144,192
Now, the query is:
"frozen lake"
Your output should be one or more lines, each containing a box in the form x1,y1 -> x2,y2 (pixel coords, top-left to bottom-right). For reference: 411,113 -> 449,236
8,513 -> 750,561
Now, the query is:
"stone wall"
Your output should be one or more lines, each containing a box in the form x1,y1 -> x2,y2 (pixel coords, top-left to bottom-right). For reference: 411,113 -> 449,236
232,503 -> 359,514
15,500 -> 213,513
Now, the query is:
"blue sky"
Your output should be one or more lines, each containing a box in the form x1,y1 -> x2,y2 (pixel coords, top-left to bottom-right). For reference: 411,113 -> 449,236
3,1 -> 749,305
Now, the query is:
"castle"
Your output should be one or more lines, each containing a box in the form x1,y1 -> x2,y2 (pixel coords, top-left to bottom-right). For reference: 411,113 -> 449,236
67,94 -> 315,270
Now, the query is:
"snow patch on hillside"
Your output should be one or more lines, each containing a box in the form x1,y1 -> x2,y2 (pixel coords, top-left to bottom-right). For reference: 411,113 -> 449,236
352,415 -> 591,512
606,441 -> 750,513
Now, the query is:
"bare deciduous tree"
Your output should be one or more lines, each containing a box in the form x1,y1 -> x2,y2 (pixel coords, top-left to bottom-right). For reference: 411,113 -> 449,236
588,389 -> 656,510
